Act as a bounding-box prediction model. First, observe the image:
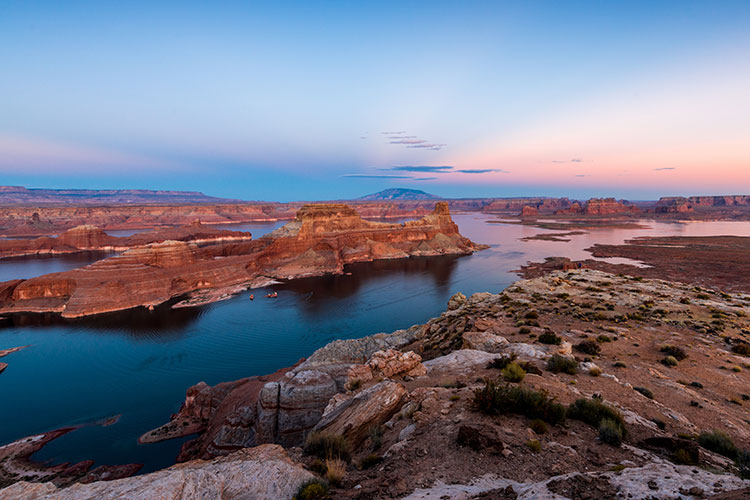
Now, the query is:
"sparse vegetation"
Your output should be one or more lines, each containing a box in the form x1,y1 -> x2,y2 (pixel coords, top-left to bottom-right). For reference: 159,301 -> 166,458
304,432 -> 351,462
574,340 -> 601,355
732,343 -> 750,356
660,345 -> 687,361
487,354 -> 517,370
633,387 -> 654,399
662,355 -> 678,367
359,454 -> 383,470
613,361 -> 627,368
502,362 -> 526,382
598,418 -> 623,446
325,458 -> 346,486
568,397 -> 627,442
538,331 -> 562,345
293,480 -> 329,500
527,439 -> 542,452
547,354 -> 578,374
673,448 -> 698,465
697,430 -> 739,460
588,366 -> 602,377
530,419 -> 548,435
519,326 -> 531,334
472,379 -> 566,425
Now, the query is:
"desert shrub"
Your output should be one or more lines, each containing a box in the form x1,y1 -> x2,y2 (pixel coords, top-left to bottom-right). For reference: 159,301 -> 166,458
598,418 -> 623,446
308,459 -> 327,476
613,361 -> 627,368
487,354 -> 517,370
697,430 -> 739,460
662,356 -> 678,367
673,448 -> 698,465
597,334 -> 612,343
519,326 -> 531,334
651,418 -> 666,430
568,397 -> 627,439
368,425 -> 383,450
472,379 -> 566,425
589,366 -> 602,377
547,354 -> 578,375
502,362 -> 526,382
574,340 -> 601,355
634,387 -> 654,399
732,343 -> 750,356
525,311 -> 539,320
359,454 -> 383,470
530,419 -> 548,435
738,450 -> 750,479
518,361 -> 542,375
293,480 -> 329,500
527,439 -> 542,452
538,331 -> 562,345
304,432 -> 351,462
696,293 -> 710,299
689,381 -> 704,389
679,297 -> 691,304
325,458 -> 346,486
660,345 -> 687,361
449,394 -> 461,401
440,379 -> 466,389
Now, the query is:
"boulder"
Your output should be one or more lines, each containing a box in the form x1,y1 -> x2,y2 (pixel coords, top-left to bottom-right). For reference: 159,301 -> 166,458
314,380 -> 407,447
462,331 -> 510,353
447,292 -> 467,310
346,349 -> 426,387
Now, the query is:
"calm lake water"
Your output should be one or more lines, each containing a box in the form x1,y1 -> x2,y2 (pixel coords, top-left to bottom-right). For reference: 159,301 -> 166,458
2,215 -> 750,474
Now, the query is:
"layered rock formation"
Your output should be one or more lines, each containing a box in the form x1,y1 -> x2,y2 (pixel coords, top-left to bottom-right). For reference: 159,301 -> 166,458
0,203 -> 484,318
0,445 -> 312,500
0,221 -> 252,259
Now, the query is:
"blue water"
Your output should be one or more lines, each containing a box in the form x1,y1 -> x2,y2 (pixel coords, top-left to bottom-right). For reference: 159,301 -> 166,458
2,215 -> 750,474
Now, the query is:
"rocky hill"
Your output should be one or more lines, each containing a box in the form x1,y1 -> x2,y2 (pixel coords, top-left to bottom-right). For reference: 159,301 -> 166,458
0,202 -> 484,318
5,269 -> 749,498
358,188 -> 441,201
0,186 -> 237,205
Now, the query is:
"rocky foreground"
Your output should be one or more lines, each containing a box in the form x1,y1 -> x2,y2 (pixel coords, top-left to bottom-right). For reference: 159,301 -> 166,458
8,269 -> 749,498
0,203 -> 483,318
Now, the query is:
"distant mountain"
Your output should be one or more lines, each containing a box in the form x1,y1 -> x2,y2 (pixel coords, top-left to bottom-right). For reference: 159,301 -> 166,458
0,186 -> 240,205
358,188 -> 441,201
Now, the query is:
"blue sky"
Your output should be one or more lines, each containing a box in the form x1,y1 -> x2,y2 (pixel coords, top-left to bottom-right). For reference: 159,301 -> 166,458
1,1 -> 749,201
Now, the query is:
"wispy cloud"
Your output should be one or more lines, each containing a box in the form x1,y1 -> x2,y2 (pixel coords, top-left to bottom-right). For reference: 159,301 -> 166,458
406,143 -> 446,151
381,131 -> 406,135
413,177 -> 438,181
342,174 -> 412,179
552,158 -> 585,164
390,139 -> 427,145
388,165 -> 453,173
575,174 -> 588,177
653,167 -> 676,171
455,168 -> 508,174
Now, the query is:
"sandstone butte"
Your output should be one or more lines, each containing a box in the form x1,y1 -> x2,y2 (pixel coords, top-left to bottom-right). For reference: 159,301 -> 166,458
0,220 -> 252,259
0,202 -> 485,319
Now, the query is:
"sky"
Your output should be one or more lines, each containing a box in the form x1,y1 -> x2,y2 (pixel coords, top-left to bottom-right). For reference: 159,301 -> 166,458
1,1 -> 749,201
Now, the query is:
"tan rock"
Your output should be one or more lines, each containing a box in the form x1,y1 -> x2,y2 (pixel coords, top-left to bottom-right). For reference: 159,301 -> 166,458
462,331 -> 510,353
346,349 -> 426,387
0,445 -> 313,500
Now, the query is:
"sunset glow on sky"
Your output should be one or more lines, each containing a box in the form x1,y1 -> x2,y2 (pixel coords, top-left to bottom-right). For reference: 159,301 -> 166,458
1,1 -> 749,200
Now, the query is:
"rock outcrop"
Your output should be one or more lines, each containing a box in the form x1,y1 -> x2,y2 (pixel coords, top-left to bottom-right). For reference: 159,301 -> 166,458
0,221 -> 252,259
582,198 -> 640,216
0,202 -> 484,318
0,445 -> 313,500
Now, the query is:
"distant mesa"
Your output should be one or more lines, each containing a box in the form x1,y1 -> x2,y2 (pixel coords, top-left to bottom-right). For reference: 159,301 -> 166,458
358,188 -> 441,201
0,186 -> 239,206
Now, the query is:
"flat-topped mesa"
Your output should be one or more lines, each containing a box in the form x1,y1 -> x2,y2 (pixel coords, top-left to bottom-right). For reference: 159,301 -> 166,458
583,197 -> 639,216
0,203 -> 485,318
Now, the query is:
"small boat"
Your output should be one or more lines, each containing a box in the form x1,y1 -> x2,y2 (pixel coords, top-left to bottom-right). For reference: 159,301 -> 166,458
266,292 -> 278,298
249,294 -> 254,300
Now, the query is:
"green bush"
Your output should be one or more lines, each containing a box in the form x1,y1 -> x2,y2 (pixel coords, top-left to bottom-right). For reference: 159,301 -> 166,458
660,345 -> 687,361
697,430 -> 739,460
597,334 -> 612,343
633,387 -> 654,399
304,432 -> 351,462
487,354 -> 517,370
502,362 -> 526,382
547,354 -> 578,375
538,331 -> 562,345
293,480 -> 329,500
472,379 -> 566,425
519,326 -> 531,334
598,418 -> 623,446
673,448 -> 698,465
574,340 -> 601,355
308,459 -> 327,476
525,311 -> 539,320
518,361 -> 542,375
662,356 -> 678,367
738,450 -> 750,479
527,439 -> 542,452
732,343 -> 750,356
530,418 -> 548,435
568,397 -> 627,439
